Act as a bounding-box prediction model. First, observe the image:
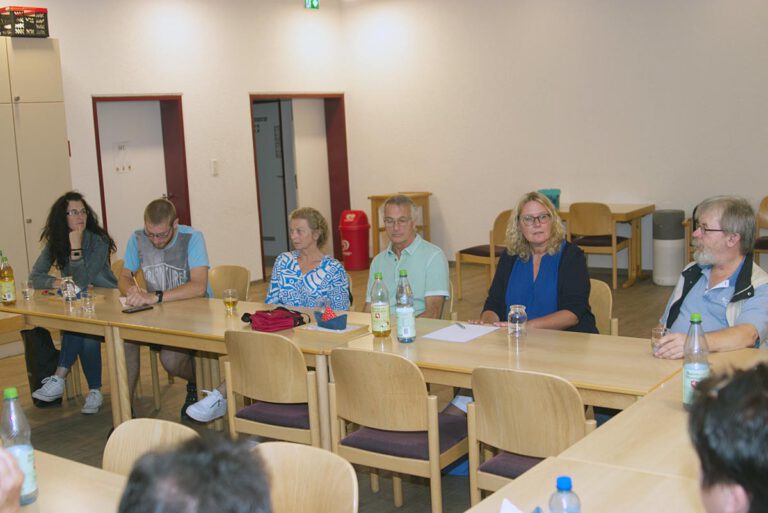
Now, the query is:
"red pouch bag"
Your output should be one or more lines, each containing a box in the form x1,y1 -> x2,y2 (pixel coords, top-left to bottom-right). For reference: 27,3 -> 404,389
241,307 -> 310,332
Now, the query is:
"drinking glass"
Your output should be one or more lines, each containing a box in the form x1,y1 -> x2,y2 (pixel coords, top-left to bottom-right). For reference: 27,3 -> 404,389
21,280 -> 34,300
81,290 -> 96,314
651,326 -> 669,354
223,289 -> 239,314
508,304 -> 527,337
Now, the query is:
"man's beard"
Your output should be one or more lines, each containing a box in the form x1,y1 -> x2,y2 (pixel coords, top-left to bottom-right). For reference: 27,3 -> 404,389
693,243 -> 717,266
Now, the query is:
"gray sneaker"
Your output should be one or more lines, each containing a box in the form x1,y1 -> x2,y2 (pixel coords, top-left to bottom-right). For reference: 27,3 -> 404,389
32,375 -> 65,402
81,389 -> 103,414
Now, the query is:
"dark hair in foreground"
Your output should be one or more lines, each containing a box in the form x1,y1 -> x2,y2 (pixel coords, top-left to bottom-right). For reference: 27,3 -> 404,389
40,191 -> 116,270
118,435 -> 271,513
688,363 -> 768,513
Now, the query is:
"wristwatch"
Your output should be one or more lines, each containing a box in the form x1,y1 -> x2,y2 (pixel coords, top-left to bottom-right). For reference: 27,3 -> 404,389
155,290 -> 163,304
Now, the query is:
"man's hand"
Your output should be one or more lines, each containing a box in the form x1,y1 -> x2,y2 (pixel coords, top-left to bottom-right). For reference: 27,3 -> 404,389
0,448 -> 23,513
654,332 -> 687,359
125,288 -> 158,307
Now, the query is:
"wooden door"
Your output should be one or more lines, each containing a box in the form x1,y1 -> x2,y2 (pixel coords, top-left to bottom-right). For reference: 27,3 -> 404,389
14,102 -> 71,268
0,104 -> 28,280
5,38 -> 63,102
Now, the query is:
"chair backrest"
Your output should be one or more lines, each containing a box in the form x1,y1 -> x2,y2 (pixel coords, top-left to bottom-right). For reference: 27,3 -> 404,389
589,279 -> 613,335
225,330 -> 309,403
758,196 -> 768,231
254,442 -> 358,513
102,418 -> 199,475
492,209 -> 514,247
111,259 -> 147,288
330,347 -> 429,431
442,281 -> 456,320
567,202 -> 614,237
209,265 -> 250,299
471,367 -> 591,458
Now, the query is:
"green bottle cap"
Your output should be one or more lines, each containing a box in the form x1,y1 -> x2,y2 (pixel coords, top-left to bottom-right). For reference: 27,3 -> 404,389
399,269 -> 408,277
374,272 -> 383,279
690,312 -> 702,323
3,387 -> 19,400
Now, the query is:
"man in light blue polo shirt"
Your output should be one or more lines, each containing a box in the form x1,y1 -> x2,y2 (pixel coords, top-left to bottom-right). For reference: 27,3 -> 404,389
364,195 -> 449,319
656,196 -> 768,359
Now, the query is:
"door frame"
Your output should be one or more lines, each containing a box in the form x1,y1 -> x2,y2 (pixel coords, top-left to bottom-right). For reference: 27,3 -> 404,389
92,95 -> 191,231
249,93 -> 351,278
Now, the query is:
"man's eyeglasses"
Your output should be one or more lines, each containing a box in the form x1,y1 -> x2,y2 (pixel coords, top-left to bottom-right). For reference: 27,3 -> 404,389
520,213 -> 552,226
384,217 -> 412,227
697,224 -> 727,234
143,227 -> 174,240
66,208 -> 87,217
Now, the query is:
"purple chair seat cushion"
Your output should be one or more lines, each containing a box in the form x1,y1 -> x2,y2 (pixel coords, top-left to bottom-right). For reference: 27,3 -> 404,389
459,245 -> 506,258
572,235 -> 629,247
478,451 -> 542,479
754,236 -> 768,250
340,413 -> 468,460
235,401 -> 310,429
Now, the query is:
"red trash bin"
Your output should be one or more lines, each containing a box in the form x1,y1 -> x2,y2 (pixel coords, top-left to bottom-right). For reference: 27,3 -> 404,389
338,210 -> 370,271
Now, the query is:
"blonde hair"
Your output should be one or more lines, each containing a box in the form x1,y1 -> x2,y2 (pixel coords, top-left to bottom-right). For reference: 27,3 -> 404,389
289,207 -> 329,248
144,199 -> 177,225
505,191 -> 565,260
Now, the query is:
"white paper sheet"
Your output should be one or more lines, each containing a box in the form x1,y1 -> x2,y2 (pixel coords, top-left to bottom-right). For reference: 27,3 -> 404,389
500,498 -> 525,513
421,323 -> 498,343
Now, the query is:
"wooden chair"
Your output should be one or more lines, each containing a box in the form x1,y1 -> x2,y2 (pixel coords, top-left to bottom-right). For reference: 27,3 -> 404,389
224,331 -> 321,446
254,441 -> 358,513
468,368 -> 596,505
566,202 -> 630,290
455,210 -> 512,299
112,259 -> 168,410
442,281 -> 457,321
588,279 -> 618,335
209,264 -> 251,300
329,348 -> 468,513
102,418 -> 198,475
754,196 -> 768,265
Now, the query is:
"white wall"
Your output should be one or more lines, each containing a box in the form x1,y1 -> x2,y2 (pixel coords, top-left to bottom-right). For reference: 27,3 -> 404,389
293,99 -> 335,252
28,0 -> 768,277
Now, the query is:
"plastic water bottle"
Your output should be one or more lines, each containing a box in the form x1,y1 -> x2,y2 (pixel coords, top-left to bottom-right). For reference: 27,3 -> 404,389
395,270 -> 415,343
683,312 -> 710,410
370,272 -> 391,337
548,475 -> 580,513
1,387 -> 38,506
0,252 -> 16,305
508,304 -> 527,337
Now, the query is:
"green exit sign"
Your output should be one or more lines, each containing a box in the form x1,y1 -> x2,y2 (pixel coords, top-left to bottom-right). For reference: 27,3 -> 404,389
305,0 -> 319,8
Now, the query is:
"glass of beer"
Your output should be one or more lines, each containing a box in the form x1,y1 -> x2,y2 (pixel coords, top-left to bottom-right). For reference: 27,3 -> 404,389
223,289 -> 238,315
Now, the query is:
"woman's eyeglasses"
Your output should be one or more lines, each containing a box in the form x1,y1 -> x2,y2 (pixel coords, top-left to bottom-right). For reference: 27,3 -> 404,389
66,208 -> 87,217
520,213 -> 552,226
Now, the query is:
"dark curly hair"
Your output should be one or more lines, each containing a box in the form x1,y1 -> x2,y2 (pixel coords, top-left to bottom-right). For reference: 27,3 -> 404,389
39,191 -> 116,270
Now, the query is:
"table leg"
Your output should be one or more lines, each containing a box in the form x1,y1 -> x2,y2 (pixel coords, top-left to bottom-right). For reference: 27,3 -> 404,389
111,327 -> 132,424
103,327 -> 122,428
623,218 -> 642,288
314,354 -> 331,450
209,357 -> 224,432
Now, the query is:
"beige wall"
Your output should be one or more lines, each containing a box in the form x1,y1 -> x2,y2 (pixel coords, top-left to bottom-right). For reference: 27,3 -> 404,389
29,0 -> 768,276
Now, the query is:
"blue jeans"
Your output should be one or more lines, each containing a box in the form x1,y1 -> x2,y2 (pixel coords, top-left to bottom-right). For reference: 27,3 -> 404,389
58,332 -> 103,390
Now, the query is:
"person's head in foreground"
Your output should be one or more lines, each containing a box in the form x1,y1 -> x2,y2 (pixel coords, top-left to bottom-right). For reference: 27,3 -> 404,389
688,363 -> 768,513
118,435 -> 271,513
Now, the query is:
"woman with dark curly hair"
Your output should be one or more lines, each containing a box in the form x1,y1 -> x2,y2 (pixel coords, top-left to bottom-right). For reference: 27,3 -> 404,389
29,191 -> 117,414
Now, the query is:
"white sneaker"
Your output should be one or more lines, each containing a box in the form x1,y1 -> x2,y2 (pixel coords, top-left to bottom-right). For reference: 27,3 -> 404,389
185,389 -> 227,423
32,375 -> 65,402
81,389 -> 103,414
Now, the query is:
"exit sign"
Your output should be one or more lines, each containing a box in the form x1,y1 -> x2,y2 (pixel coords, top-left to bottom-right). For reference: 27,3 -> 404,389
305,0 -> 319,8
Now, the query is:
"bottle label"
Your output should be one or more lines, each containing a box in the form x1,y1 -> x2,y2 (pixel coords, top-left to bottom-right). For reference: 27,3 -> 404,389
683,362 -> 711,405
371,302 -> 390,333
0,280 -> 15,302
396,306 -> 415,339
7,444 -> 37,498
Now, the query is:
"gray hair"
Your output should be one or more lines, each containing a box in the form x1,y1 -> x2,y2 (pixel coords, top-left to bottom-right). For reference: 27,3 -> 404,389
382,195 -> 416,213
696,196 -> 756,255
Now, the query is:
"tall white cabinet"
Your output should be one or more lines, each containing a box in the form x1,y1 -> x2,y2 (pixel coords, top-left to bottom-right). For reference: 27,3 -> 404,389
0,37 -> 71,282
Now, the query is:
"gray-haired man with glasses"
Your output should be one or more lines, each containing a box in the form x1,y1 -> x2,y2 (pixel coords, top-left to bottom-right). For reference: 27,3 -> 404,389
117,198 -> 212,420
364,195 -> 449,319
656,196 -> 768,358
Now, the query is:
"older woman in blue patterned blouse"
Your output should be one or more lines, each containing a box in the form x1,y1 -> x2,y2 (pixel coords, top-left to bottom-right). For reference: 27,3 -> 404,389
265,207 -> 350,311
186,207 -> 350,423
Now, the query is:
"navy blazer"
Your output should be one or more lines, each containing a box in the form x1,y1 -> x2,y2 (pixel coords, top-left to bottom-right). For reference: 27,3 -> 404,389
483,241 -> 598,333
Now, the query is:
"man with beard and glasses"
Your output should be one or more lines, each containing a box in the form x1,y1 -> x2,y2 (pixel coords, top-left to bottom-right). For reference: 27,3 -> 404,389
655,196 -> 768,359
